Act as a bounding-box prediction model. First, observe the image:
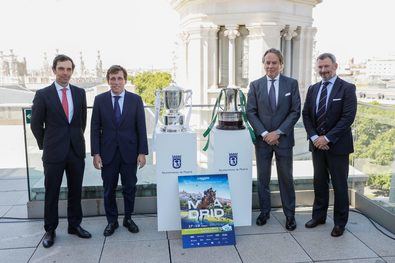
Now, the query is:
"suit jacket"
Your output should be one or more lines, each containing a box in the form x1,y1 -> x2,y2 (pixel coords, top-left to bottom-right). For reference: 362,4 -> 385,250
246,74 -> 301,149
30,83 -> 87,163
302,77 -> 357,155
90,90 -> 148,165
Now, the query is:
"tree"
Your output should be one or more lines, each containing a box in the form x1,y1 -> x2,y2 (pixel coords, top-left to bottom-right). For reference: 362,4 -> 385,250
131,71 -> 172,105
352,103 -> 395,166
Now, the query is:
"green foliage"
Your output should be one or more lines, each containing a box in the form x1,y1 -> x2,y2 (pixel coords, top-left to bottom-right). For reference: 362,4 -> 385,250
365,129 -> 395,165
131,71 -> 172,105
352,103 -> 395,166
367,173 -> 392,191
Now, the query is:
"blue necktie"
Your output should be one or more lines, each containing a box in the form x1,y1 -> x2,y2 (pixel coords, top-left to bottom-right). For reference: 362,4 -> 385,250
113,96 -> 121,126
269,79 -> 276,112
316,81 -> 330,135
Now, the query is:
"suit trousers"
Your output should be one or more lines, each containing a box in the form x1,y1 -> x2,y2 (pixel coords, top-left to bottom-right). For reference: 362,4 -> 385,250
43,146 -> 84,232
312,150 -> 349,227
101,149 -> 138,223
255,145 -> 295,217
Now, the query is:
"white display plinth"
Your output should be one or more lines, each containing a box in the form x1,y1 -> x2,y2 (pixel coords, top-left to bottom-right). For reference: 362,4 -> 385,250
207,128 -> 253,226
155,130 -> 197,231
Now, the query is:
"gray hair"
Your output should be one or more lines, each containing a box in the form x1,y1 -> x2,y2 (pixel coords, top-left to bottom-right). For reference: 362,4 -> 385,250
317,53 -> 337,63
262,48 -> 284,65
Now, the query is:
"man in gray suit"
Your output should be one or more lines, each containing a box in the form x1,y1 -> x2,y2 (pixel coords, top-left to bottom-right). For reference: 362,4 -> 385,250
247,48 -> 301,230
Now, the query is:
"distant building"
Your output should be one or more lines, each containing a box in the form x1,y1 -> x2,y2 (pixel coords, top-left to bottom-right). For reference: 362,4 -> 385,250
0,50 -> 106,90
366,56 -> 395,80
0,50 -> 27,86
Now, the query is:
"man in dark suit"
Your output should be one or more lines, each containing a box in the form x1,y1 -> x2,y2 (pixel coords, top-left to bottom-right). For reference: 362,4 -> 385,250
31,55 -> 91,248
91,65 -> 148,236
247,48 -> 301,230
302,53 -> 357,237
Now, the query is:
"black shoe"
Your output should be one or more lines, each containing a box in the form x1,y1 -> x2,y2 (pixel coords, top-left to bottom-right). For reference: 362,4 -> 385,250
68,225 -> 92,239
256,213 -> 270,226
285,216 -> 297,231
123,218 -> 139,233
305,218 -> 326,228
42,230 -> 56,248
103,222 -> 119,236
331,225 -> 345,237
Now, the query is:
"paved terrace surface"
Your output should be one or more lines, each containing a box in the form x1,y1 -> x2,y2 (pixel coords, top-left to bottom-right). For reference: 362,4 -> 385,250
0,168 -> 395,263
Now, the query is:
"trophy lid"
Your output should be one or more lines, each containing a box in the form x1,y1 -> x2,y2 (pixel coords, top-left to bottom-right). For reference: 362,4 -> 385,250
224,84 -> 240,91
163,81 -> 183,92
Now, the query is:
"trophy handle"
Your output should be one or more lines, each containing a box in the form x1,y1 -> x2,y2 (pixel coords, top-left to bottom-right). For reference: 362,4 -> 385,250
184,90 -> 193,130
218,88 -> 226,111
152,90 -> 163,148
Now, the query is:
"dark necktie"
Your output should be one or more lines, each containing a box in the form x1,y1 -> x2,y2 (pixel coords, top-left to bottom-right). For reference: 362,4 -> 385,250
61,88 -> 69,121
316,81 -> 330,135
269,79 -> 276,112
113,96 -> 121,125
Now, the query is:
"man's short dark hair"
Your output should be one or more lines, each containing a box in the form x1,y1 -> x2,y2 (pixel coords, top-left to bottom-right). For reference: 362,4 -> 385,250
262,48 -> 284,65
106,65 -> 128,81
52,54 -> 75,70
317,53 -> 337,63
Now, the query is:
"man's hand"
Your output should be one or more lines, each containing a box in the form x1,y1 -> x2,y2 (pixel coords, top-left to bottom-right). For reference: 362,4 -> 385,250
93,154 -> 103,170
264,131 -> 280,146
313,136 -> 329,150
137,154 -> 146,169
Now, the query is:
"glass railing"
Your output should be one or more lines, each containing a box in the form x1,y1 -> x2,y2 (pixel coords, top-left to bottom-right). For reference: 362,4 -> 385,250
350,102 -> 395,215
23,104 -> 375,203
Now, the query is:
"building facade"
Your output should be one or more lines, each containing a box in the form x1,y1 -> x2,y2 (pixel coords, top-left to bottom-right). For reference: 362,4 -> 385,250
171,0 -> 321,104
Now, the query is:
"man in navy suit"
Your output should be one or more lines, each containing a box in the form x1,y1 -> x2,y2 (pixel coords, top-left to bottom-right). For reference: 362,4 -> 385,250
91,65 -> 148,236
247,48 -> 301,231
31,55 -> 91,248
302,53 -> 357,237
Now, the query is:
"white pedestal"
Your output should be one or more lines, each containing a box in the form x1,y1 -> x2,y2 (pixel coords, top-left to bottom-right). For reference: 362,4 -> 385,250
155,130 -> 197,231
207,128 -> 253,226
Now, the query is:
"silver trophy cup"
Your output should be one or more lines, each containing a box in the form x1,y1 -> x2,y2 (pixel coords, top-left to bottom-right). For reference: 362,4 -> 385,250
217,86 -> 245,130
155,83 -> 192,132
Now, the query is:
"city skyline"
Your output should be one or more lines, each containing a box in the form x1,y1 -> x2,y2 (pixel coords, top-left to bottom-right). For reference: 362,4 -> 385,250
1,0 -> 395,70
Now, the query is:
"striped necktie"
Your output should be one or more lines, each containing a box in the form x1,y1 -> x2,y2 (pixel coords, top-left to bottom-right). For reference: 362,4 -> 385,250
316,81 -> 330,135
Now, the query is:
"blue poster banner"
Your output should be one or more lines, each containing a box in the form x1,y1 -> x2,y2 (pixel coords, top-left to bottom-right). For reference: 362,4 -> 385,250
178,174 -> 235,248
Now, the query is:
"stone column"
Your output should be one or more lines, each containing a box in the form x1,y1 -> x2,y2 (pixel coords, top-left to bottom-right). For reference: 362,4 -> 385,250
302,27 -> 317,99
208,26 -> 220,90
224,25 -> 240,87
289,26 -> 317,101
183,23 -> 219,105
218,27 -> 228,88
246,24 -> 283,82
178,31 -> 190,88
283,25 -> 297,77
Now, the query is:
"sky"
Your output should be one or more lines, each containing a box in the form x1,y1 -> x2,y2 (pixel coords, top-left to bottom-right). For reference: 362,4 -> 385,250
1,0 -> 395,70
313,0 -> 395,64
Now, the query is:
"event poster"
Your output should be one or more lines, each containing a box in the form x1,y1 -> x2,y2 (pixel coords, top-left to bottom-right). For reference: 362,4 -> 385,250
178,174 -> 235,248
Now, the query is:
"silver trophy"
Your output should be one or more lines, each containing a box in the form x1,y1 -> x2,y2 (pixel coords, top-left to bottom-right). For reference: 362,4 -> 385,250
154,82 -> 192,132
217,86 -> 245,130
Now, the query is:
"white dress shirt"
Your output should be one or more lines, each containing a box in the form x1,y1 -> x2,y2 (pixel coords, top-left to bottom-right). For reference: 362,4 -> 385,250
261,74 -> 282,138
310,75 -> 338,143
55,81 -> 73,123
111,90 -> 125,114
266,74 -> 280,105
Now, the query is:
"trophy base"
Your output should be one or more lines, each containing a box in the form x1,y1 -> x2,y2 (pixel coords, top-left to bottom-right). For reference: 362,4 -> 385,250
160,125 -> 187,133
164,114 -> 184,126
216,120 -> 245,130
